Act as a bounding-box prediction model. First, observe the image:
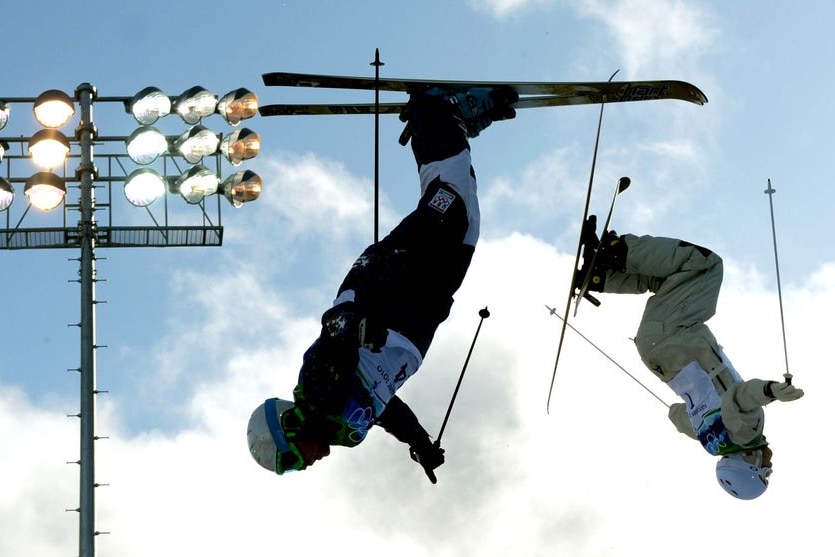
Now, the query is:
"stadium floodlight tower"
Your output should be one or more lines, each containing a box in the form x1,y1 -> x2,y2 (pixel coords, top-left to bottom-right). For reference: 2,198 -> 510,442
0,82 -> 262,557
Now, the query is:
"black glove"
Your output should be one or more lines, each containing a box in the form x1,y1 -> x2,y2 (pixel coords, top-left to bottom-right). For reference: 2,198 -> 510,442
409,439 -> 445,484
321,302 -> 362,345
322,301 -> 388,352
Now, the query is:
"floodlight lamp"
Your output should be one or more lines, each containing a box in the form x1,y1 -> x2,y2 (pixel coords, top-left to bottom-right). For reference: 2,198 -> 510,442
220,128 -> 261,166
221,170 -> 262,207
124,168 -> 165,207
0,101 -> 9,131
29,129 -> 70,170
175,165 -> 219,204
24,172 -> 66,211
126,126 -> 168,165
33,89 -> 75,128
0,177 -> 13,211
175,125 -> 219,164
0,140 -> 8,164
130,86 -> 171,125
175,86 -> 217,125
218,88 -> 259,126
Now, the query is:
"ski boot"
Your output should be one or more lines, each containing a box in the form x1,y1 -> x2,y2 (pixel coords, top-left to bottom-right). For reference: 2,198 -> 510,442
598,229 -> 627,271
399,86 -> 519,147
574,215 -> 603,296
448,86 -> 519,138
573,216 -> 627,297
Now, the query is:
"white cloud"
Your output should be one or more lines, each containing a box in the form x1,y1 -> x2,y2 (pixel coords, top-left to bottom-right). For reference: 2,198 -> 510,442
481,146 -> 586,238
3,231 -> 829,556
571,0 -> 717,76
468,0 -> 552,18
0,388 -> 78,556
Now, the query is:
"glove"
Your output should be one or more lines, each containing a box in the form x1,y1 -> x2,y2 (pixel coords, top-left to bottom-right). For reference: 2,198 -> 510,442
766,381 -> 804,402
321,302 -> 362,346
409,439 -> 445,484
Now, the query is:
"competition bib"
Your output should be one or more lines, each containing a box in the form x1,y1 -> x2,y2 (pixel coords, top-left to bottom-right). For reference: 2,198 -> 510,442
668,360 -> 745,455
356,329 -> 422,414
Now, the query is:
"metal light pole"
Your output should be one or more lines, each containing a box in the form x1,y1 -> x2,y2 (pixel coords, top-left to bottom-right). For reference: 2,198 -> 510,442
1,82 -> 262,557
77,81 -> 99,557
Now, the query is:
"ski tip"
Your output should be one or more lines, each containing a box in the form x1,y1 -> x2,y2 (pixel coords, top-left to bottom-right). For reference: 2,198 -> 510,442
690,84 -> 709,105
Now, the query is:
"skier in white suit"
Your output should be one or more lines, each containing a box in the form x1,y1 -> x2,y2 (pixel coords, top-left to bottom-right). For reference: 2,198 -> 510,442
577,225 -> 804,499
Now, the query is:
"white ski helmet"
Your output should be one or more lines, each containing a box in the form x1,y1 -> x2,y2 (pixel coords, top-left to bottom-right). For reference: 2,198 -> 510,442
715,449 -> 772,500
247,398 -> 306,474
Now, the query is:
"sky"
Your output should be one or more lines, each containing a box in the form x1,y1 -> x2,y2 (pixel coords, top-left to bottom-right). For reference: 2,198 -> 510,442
1,1 -> 832,555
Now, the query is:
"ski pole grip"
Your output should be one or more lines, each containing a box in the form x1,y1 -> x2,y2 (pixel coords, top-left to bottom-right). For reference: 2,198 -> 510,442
398,123 -> 413,145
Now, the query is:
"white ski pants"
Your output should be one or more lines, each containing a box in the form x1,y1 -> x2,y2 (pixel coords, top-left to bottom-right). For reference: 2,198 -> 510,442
603,234 -> 726,382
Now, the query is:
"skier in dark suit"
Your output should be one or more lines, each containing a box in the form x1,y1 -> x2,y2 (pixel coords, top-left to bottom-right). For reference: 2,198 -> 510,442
247,86 -> 517,483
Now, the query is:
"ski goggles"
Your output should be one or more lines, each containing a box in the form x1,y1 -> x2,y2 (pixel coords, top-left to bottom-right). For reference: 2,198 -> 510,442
264,398 -> 307,474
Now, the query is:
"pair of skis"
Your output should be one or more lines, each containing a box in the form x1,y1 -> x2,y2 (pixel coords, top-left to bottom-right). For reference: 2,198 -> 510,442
258,71 -> 708,117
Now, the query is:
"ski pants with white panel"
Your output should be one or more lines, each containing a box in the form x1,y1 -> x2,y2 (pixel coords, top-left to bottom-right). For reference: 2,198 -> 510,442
335,107 -> 479,357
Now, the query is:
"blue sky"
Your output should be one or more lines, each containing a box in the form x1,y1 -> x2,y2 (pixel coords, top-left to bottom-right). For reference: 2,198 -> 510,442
1,1 -> 832,556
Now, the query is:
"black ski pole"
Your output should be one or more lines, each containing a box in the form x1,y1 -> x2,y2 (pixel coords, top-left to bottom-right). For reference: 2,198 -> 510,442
437,307 -> 490,443
371,48 -> 384,243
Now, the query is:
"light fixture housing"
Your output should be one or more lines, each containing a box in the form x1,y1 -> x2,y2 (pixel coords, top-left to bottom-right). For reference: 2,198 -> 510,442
0,177 -> 14,211
33,89 -> 75,128
220,128 -> 260,166
0,101 -> 9,131
175,165 -> 218,204
217,88 -> 259,126
24,172 -> 66,210
28,129 -> 71,170
174,86 -> 217,125
124,168 -> 165,207
0,140 -> 8,164
126,126 -> 168,165
221,170 -> 262,207
175,125 -> 219,164
130,86 -> 171,125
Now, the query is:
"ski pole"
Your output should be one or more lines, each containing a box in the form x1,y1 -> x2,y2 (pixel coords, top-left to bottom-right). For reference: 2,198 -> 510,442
437,307 -> 490,443
548,308 -> 669,408
764,179 -> 792,385
371,48 -> 384,243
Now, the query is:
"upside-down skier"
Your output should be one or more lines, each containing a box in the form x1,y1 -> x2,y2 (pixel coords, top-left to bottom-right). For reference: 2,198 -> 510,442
575,223 -> 804,499
246,87 -> 518,483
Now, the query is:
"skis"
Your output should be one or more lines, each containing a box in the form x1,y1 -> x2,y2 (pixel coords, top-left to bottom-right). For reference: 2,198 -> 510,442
573,176 -> 631,315
546,176 -> 629,412
258,95 -> 639,117
259,71 -> 708,117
